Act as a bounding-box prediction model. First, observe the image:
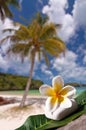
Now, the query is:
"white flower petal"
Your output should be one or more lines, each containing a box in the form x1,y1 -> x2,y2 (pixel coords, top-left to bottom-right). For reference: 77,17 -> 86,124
39,84 -> 55,96
45,97 -> 59,112
60,85 -> 76,98
45,99 -> 78,120
60,98 -> 72,108
52,99 -> 78,120
52,75 -> 64,92
45,108 -> 53,119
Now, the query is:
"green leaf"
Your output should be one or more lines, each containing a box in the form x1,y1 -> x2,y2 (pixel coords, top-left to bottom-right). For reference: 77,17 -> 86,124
16,91 -> 86,130
75,90 -> 86,106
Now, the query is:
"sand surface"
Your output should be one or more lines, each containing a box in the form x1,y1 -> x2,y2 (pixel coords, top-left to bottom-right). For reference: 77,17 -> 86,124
0,95 -> 45,130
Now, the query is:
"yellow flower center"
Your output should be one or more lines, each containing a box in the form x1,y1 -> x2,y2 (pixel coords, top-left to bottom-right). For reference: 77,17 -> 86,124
55,92 -> 64,103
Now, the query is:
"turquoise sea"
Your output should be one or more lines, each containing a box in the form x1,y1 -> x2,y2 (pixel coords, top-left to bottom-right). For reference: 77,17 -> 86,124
76,86 -> 86,94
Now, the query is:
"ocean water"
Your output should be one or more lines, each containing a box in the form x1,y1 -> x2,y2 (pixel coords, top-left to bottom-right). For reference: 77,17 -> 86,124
76,86 -> 86,94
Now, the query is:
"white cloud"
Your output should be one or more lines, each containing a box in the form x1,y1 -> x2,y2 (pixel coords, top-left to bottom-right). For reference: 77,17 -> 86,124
0,54 -> 9,71
51,50 -> 86,82
41,64 -> 53,79
0,52 -> 28,74
43,0 -> 68,24
42,0 -> 75,42
0,51 -> 40,77
73,0 -> 86,28
77,44 -> 86,55
0,18 -> 25,74
0,18 -> 19,42
0,19 -> 13,71
83,55 -> 86,64
0,18 -> 14,38
72,0 -> 86,41
42,0 -> 86,42
52,50 -> 77,71
58,14 -> 75,42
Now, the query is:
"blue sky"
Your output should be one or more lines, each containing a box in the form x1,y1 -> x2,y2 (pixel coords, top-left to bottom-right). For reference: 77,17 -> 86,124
0,0 -> 86,84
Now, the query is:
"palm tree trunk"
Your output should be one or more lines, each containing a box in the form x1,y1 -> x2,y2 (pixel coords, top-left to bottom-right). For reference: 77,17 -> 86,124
19,51 -> 35,107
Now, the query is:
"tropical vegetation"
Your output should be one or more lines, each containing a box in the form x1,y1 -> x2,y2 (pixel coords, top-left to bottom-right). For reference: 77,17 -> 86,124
0,72 -> 43,90
65,82 -> 86,87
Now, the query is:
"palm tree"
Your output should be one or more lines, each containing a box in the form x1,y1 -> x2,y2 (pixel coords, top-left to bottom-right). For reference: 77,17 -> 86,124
1,14 -> 66,107
0,0 -> 20,20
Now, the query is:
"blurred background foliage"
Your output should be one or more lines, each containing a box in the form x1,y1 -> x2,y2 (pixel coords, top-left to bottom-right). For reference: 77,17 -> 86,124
0,72 -> 43,91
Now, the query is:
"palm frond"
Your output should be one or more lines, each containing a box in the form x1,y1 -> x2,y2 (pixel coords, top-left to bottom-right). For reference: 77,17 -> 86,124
0,5 -> 5,20
0,0 -> 20,20
0,2 -> 13,19
40,23 -> 56,39
0,35 -> 11,44
7,43 -> 32,54
45,38 -> 66,52
6,0 -> 20,9
42,49 -> 50,66
43,45 -> 60,57
36,51 -> 41,61
18,24 -> 30,34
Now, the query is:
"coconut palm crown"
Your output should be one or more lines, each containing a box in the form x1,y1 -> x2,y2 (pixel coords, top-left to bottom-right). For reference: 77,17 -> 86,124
1,14 -> 66,107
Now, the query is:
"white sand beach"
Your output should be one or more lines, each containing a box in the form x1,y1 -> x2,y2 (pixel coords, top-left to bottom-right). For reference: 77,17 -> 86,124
0,95 -> 45,130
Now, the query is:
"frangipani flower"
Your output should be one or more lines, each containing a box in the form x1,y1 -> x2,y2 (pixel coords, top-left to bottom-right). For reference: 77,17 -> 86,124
39,75 -> 78,120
